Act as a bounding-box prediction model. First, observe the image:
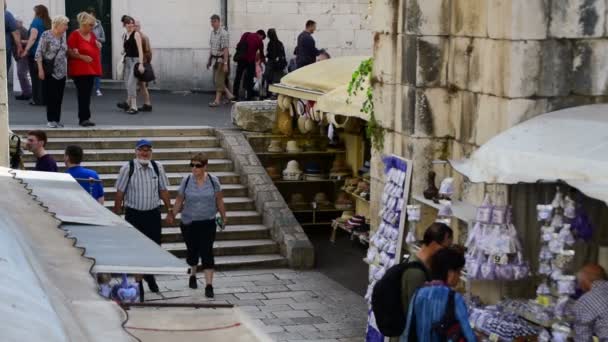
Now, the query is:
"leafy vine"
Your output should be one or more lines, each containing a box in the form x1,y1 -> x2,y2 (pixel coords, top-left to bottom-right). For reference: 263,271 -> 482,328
347,57 -> 385,152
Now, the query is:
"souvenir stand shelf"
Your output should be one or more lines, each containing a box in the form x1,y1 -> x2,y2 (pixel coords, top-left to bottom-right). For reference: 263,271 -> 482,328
244,132 -> 350,228
331,219 -> 370,245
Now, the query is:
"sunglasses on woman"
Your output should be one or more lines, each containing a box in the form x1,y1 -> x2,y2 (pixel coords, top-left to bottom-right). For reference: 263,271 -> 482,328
190,163 -> 205,168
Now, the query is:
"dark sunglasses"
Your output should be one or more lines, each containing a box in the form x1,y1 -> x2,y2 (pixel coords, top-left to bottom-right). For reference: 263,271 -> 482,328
190,163 -> 205,168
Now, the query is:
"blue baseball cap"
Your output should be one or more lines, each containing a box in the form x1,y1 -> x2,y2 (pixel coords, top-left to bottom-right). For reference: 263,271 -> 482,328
135,139 -> 153,149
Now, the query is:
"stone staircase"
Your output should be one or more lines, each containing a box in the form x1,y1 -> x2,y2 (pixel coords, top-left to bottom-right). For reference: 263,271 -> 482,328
16,126 -> 287,270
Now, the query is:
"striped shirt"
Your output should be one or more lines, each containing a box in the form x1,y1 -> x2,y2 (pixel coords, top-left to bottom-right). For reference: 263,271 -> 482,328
115,159 -> 169,211
573,280 -> 608,341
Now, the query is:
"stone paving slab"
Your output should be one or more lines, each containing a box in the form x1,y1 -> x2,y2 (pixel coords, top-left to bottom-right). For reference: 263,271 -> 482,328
153,269 -> 367,342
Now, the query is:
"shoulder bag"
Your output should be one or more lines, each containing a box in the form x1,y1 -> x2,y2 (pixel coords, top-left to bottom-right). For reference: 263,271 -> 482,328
43,35 -> 64,78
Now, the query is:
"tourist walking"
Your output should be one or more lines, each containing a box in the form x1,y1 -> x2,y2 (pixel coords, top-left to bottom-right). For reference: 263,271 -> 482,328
87,8 -> 106,97
22,5 -> 51,106
64,145 -> 104,204
170,154 -> 226,297
113,139 -> 172,301
295,20 -> 319,69
233,29 -> 265,102
403,247 -> 476,341
4,2 -> 22,72
117,15 -> 145,115
14,18 -> 31,100
67,12 -> 101,127
207,14 -> 234,107
35,15 -> 69,128
25,130 -> 57,172
572,264 -> 608,341
135,20 -> 152,112
264,28 -> 286,96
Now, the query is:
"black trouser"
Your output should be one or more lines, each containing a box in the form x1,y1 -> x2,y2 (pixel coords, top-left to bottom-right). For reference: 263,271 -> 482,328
233,61 -> 255,100
180,219 -> 217,269
125,207 -> 162,284
72,76 -> 95,123
44,77 -> 66,123
28,56 -> 45,105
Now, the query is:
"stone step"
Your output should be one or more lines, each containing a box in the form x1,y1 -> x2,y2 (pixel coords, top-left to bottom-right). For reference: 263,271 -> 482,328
43,136 -> 219,150
104,184 -> 248,200
11,126 -> 215,138
161,224 -> 270,243
159,211 -> 263,227
212,254 -> 288,270
106,197 -> 255,212
22,147 -> 226,162
163,239 -> 280,257
25,159 -> 234,174
98,171 -> 241,187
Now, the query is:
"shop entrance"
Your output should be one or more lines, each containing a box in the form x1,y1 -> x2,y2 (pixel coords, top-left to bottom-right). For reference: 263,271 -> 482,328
65,0 -> 112,78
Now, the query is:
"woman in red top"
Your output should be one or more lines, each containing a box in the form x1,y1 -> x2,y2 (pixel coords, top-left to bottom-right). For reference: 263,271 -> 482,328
67,12 -> 101,127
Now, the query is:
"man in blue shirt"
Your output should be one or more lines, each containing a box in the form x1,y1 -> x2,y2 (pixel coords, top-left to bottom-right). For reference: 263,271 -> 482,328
64,145 -> 104,204
4,2 -> 22,70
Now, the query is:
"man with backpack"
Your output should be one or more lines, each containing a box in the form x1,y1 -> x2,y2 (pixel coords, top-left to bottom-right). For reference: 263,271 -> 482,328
207,14 -> 235,107
113,139 -> 172,301
232,29 -> 265,101
372,222 -> 453,340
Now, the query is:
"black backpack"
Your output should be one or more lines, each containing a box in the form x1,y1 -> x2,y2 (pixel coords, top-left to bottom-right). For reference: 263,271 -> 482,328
233,33 -> 249,62
371,260 -> 430,337
124,159 -> 160,195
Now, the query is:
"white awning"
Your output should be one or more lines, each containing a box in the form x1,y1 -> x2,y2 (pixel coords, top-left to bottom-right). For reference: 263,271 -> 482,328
10,169 -> 187,275
449,104 -> 608,204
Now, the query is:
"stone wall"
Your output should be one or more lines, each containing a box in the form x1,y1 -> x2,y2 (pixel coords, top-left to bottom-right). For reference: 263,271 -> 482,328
215,129 -> 315,269
228,0 -> 373,60
370,0 -> 608,219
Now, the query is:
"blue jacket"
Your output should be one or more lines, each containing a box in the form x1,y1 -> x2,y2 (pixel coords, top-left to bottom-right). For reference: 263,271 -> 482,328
401,284 -> 476,342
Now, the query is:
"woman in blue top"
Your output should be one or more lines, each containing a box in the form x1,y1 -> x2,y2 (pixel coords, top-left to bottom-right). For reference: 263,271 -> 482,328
22,5 -> 51,106
170,153 -> 226,298
402,247 -> 477,342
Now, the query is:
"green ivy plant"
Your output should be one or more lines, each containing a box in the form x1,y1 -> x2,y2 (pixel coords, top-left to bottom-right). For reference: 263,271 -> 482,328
347,57 -> 385,152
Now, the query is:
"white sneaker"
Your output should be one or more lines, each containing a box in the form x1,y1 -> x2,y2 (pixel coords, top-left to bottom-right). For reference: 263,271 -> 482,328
96,90 -> 103,96
55,122 -> 64,128
47,121 -> 58,128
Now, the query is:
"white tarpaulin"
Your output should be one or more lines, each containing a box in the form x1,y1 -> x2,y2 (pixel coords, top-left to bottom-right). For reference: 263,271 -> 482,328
450,104 -> 608,204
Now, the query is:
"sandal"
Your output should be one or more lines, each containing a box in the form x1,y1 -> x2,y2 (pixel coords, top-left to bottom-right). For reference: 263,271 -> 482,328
208,102 -> 220,107
126,108 -> 139,115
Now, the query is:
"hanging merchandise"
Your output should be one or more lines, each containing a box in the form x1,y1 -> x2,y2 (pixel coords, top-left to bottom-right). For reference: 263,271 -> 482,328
465,194 -> 530,281
533,186 -> 579,338
364,156 -> 413,342
405,205 -> 420,245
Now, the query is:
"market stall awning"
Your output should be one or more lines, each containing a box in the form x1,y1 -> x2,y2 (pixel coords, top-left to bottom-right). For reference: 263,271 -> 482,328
316,83 -> 369,121
269,56 -> 369,101
10,169 -> 187,275
449,104 -> 608,204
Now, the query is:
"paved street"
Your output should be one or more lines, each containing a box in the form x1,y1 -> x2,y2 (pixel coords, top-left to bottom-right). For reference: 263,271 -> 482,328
149,269 -> 367,342
8,88 -> 233,127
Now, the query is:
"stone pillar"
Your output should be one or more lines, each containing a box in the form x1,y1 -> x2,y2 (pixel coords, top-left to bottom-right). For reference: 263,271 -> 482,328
0,0 -> 9,167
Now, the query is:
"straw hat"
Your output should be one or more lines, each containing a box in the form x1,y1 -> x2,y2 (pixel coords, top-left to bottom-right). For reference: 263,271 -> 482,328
283,160 -> 303,180
285,140 -> 301,153
265,165 -> 282,180
330,158 -> 351,179
313,192 -> 332,208
335,192 -> 354,210
267,139 -> 283,153
284,160 -> 302,172
277,107 -> 293,136
339,210 -> 355,222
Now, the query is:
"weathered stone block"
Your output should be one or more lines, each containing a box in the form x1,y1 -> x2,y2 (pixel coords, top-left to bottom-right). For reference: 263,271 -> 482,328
474,95 -> 548,145
400,34 -> 418,86
447,37 -> 474,90
450,90 -> 478,144
231,101 -> 277,132
538,40 -> 574,96
487,0 -> 548,39
372,83 -> 397,128
416,36 -> 449,87
451,0 -> 488,37
354,30 -> 373,49
405,0 -> 451,35
286,238 -> 315,269
469,39 -> 542,98
414,88 -> 455,138
370,0 -> 399,33
373,32 -> 399,85
572,40 -> 608,96
550,0 -> 606,38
